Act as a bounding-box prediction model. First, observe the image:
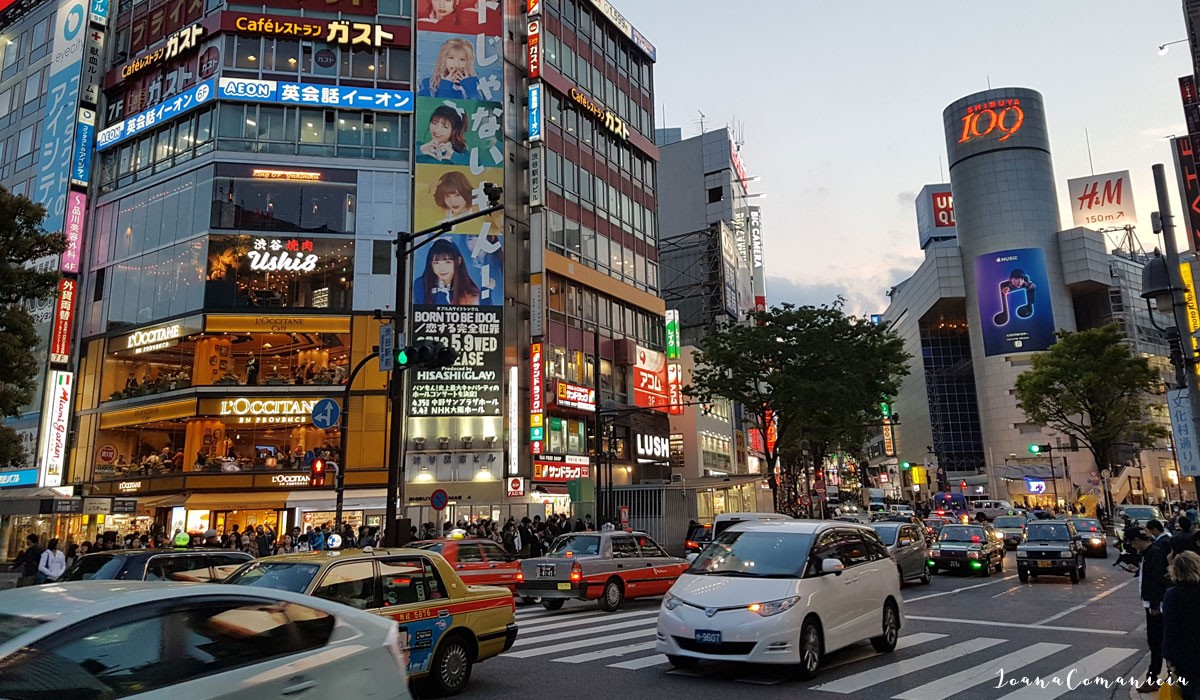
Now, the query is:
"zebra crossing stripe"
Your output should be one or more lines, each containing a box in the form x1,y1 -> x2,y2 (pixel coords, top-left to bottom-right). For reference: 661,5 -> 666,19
554,641 -> 659,664
992,647 -> 1139,700
892,642 -> 1069,700
506,627 -> 660,659
609,654 -> 668,670
517,609 -> 657,634
811,637 -> 1007,694
512,616 -> 658,647
819,633 -> 948,674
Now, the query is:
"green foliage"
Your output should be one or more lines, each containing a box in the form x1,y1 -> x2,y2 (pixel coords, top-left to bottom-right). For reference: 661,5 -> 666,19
1014,324 -> 1166,472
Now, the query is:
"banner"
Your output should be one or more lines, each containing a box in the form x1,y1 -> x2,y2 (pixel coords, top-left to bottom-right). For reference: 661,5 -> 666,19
974,247 -> 1057,356
1169,389 -> 1200,477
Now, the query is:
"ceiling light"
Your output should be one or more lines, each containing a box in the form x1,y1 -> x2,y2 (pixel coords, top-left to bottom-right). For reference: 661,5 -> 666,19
247,55 -> 257,61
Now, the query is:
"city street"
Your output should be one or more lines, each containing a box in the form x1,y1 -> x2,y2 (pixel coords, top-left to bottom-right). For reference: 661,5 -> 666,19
468,548 -> 1151,700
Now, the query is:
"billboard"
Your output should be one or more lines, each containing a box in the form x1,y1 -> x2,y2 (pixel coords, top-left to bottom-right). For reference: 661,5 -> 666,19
974,248 -> 1057,356
530,342 -> 544,454
664,310 -> 680,359
1067,170 -> 1136,227
633,345 -> 668,411
915,184 -> 957,250
1169,389 -> 1200,477
944,89 -> 1049,170
748,206 -> 766,312
38,371 -> 73,487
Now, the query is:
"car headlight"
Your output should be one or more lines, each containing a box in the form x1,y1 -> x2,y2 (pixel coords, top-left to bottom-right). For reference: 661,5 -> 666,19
1058,550 -> 1072,558
663,594 -> 683,611
749,596 -> 801,617
1089,538 -> 1102,545
929,548 -> 939,556
1016,551 -> 1027,558
967,550 -> 981,559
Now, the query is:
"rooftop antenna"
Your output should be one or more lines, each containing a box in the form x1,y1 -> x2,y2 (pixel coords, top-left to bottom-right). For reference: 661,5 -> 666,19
987,75 -> 991,89
1085,128 -> 1095,175
697,110 -> 706,135
938,155 -> 944,182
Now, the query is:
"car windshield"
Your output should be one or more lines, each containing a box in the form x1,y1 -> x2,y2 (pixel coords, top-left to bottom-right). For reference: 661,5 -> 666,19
410,542 -> 445,553
0,614 -> 44,644
222,562 -> 321,593
547,535 -> 601,557
58,554 -> 127,582
994,516 -> 1026,528
870,523 -> 901,545
688,530 -> 815,578
1025,523 -> 1070,540
1122,506 -> 1162,520
939,526 -> 986,543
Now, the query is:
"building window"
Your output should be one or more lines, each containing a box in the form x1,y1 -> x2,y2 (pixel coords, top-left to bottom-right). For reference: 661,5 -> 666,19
205,234 -> 355,311
372,240 -> 392,274
211,164 -> 357,234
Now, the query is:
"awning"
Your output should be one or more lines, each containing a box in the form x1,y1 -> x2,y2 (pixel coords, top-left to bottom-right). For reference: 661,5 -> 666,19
531,485 -> 568,496
126,494 -> 186,512
0,487 -> 69,501
184,492 -> 288,511
285,488 -> 388,510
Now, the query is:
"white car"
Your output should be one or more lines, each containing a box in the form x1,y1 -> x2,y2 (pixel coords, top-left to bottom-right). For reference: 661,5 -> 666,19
656,520 -> 904,679
0,581 -> 412,700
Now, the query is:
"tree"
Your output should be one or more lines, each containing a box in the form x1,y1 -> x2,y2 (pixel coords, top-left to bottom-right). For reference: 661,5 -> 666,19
0,189 -> 65,468
687,301 -> 910,514
1014,324 -> 1166,478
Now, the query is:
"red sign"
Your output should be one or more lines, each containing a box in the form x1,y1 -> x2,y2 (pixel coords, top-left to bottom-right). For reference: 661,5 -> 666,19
528,0 -> 541,14
1175,137 -> 1200,254
530,342 -> 544,454
49,279 -> 77,365
555,380 -> 595,412
527,19 -> 541,78
666,363 -> 684,415
633,345 -> 669,411
533,462 -> 591,482
97,445 -> 118,463
764,409 -> 778,454
618,505 -> 629,528
958,99 -> 1025,144
430,488 -> 449,511
932,192 -> 955,228
731,142 -> 749,191
880,473 -> 890,484
506,477 -> 525,497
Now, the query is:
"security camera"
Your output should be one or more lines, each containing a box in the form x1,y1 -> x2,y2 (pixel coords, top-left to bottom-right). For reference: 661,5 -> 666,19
482,182 -> 503,207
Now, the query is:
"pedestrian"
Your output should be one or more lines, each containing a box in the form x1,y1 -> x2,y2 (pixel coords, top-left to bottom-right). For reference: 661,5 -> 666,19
203,529 -> 221,547
10,534 -> 43,587
37,538 -> 66,584
584,514 -> 595,531
255,526 -> 273,557
1164,551 -> 1200,700
1171,517 -> 1195,558
243,535 -> 258,558
1131,529 -> 1171,693
518,518 -> 533,558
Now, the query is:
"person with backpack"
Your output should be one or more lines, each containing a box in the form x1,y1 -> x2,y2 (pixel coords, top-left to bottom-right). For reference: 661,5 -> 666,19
37,538 -> 67,583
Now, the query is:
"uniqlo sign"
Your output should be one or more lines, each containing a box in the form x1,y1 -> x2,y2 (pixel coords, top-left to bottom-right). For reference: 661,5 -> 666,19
931,192 -> 955,228
527,20 -> 540,78
534,462 -> 591,482
49,278 -> 77,365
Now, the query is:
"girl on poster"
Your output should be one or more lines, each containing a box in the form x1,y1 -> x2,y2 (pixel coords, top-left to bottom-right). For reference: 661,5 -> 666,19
418,104 -> 470,165
431,171 -> 479,219
416,0 -> 462,29
418,38 -> 482,100
415,238 -> 482,306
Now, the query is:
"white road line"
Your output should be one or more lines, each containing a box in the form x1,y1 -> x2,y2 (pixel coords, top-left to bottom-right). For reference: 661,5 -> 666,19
994,647 -> 1139,700
609,654 -> 668,670
906,615 -> 1129,636
810,638 -> 1006,694
554,641 -> 658,664
818,633 -> 949,674
506,627 -> 660,659
512,617 -> 658,647
1035,578 -> 1137,625
892,642 -> 1069,700
518,608 -> 655,632
904,575 -> 1018,603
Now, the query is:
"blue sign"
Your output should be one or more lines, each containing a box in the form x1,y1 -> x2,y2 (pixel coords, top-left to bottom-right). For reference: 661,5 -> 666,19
71,108 -> 95,187
35,0 -> 88,236
96,79 -> 216,151
0,468 -> 41,488
90,0 -> 110,25
218,78 -> 414,112
1025,478 -> 1047,495
430,488 -> 449,511
311,398 -> 341,430
528,83 -> 543,142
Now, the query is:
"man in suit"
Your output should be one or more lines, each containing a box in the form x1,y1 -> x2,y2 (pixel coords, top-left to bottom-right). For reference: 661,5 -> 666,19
1131,529 -> 1171,692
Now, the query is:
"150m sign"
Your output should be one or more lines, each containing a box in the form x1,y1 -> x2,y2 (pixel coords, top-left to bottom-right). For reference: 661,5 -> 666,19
958,99 -> 1024,144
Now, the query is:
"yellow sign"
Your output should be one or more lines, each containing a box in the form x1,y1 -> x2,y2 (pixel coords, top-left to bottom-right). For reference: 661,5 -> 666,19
1181,262 -> 1200,376
99,399 -> 197,429
881,417 -> 896,457
568,87 -> 630,141
205,315 -> 351,334
911,466 -> 927,487
251,169 -> 322,181
199,398 -> 323,424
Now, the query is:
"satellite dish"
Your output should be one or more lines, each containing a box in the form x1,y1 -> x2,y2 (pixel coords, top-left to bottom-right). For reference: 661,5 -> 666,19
326,534 -> 343,549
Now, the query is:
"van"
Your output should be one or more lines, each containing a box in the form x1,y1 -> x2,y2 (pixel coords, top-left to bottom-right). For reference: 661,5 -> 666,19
973,500 -> 1015,520
684,512 -> 791,554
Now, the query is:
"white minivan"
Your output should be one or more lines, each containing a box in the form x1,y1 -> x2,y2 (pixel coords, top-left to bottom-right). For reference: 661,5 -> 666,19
657,520 -> 904,679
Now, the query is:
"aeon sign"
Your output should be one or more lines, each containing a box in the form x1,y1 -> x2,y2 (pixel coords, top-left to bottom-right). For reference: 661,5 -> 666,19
248,238 -> 318,272
958,98 -> 1024,144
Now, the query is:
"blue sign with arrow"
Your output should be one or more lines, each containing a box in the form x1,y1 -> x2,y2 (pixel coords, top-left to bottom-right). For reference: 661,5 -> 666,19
311,399 -> 341,430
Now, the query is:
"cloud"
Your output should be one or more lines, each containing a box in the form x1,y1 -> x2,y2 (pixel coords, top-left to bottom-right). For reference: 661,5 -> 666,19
1139,124 -> 1186,139
765,263 -> 921,317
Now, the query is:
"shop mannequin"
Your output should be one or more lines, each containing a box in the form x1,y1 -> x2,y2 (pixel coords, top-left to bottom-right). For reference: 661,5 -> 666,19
246,353 -> 259,385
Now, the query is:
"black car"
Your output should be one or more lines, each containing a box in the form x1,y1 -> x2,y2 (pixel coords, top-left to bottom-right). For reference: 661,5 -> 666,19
1017,520 -> 1087,583
929,524 -> 1006,576
1067,517 -> 1108,557
59,548 -> 253,583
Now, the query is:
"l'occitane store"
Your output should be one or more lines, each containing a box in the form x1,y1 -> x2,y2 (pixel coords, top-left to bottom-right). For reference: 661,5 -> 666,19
70,314 -> 391,536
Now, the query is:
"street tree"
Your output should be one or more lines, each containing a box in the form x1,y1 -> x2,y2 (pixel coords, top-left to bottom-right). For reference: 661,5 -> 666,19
1014,324 -> 1167,479
688,301 -> 910,514
0,189 -> 65,468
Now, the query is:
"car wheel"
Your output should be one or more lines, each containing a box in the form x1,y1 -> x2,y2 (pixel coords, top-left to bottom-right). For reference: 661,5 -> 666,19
870,602 -> 900,653
981,557 -> 991,577
541,599 -> 565,611
425,634 -> 473,697
1018,568 -> 1028,583
1078,558 -> 1087,580
796,617 -> 823,681
920,566 -> 931,585
599,578 -> 624,612
1069,564 -> 1080,584
667,654 -> 698,669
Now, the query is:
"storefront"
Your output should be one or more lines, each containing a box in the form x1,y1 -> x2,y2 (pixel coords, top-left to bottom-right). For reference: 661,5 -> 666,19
286,488 -> 389,531
0,489 -> 83,561
403,480 -> 509,529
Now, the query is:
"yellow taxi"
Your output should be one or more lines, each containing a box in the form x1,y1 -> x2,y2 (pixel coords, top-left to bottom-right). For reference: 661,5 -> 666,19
224,547 -> 517,697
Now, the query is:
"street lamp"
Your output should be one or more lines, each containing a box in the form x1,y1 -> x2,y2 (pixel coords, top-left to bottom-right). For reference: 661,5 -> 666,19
1158,38 -> 1188,55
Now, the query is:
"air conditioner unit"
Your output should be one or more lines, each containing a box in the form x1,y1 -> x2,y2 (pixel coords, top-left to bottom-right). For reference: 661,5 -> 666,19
670,474 -> 685,483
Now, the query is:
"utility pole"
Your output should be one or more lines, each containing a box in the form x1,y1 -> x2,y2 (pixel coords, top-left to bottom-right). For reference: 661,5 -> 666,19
335,349 -> 380,528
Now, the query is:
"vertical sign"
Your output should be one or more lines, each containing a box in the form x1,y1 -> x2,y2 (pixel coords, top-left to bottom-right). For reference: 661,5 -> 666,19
378,324 -> 394,372
529,145 -> 544,208
48,279 -> 76,365
526,19 -> 540,78
748,207 -> 766,312
527,0 -> 540,15
1169,389 -> 1200,477
666,362 -> 684,415
664,309 -> 680,359
37,0 -> 87,238
881,417 -> 897,457
1181,261 -> 1200,379
1173,136 -> 1200,255
528,83 -> 543,141
529,272 -> 544,337
38,371 -> 73,487
61,191 -> 87,273
70,108 -> 95,187
530,341 -> 544,454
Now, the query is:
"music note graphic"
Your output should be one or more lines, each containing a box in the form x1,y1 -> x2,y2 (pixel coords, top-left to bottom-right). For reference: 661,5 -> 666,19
992,269 -> 1037,326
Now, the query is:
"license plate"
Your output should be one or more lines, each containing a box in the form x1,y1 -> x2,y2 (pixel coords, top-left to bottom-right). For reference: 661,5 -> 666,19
538,565 -> 555,578
695,630 -> 722,644
557,582 -> 571,590
948,561 -> 961,568
1038,561 -> 1052,568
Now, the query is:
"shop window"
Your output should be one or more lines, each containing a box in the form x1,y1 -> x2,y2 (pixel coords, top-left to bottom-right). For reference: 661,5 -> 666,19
205,234 -> 354,311
385,47 -> 410,82
211,164 -> 357,234
336,113 -> 365,157
234,35 -> 261,69
342,47 -> 375,79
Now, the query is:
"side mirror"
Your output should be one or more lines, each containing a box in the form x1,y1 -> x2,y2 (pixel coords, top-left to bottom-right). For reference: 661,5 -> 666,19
821,558 -> 845,576
685,552 -> 699,564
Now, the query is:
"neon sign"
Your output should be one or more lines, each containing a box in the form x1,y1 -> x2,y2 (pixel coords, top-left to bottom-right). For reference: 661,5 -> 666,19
958,98 -> 1024,144
248,238 -> 318,272
569,87 -> 629,140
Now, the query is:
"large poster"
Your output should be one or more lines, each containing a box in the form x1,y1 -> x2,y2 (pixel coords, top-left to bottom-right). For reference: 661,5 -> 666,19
974,247 -> 1056,356
409,0 -> 504,420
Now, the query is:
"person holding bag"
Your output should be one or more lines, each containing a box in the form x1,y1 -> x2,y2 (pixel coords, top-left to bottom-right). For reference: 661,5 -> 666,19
37,538 -> 66,584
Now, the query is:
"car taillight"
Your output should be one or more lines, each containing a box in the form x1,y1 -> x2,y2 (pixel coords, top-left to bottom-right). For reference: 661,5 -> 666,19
685,540 -> 698,550
516,570 -> 524,582
385,624 -> 409,672
570,563 -> 582,582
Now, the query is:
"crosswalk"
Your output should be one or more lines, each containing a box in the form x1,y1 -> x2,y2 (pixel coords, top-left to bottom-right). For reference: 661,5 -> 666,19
508,604 -> 1141,698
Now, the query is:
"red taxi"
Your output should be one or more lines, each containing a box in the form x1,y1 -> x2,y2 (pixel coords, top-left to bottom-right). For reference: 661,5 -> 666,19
411,538 -> 522,593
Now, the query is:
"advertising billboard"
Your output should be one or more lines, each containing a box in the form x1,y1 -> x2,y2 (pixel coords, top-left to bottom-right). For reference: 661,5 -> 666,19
1067,170 -> 1136,227
974,247 -> 1057,356
530,341 -> 544,454
49,278 -> 77,365
633,345 -> 668,411
664,310 -> 680,359
38,370 -> 73,487
748,207 -> 766,312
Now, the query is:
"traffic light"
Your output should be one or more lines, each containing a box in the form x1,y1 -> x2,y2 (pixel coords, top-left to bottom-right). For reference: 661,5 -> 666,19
310,458 -> 327,487
880,402 -> 891,418
960,479 -> 967,492
397,339 -> 459,370
901,461 -> 911,470
1028,443 -> 1051,455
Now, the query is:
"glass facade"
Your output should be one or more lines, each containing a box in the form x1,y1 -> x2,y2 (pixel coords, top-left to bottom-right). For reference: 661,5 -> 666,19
919,313 -> 985,476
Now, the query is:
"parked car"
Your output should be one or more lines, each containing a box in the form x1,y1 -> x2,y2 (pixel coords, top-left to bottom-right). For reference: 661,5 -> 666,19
516,531 -> 688,611
928,524 -> 1006,576
656,519 -> 904,680
224,548 -> 517,696
1067,517 -> 1108,557
1017,520 -> 1087,583
870,521 -> 932,585
0,581 -> 411,699
410,538 -> 522,593
59,548 -> 253,583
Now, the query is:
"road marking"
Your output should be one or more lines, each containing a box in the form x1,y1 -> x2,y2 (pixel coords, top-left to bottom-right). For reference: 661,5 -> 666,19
554,640 -> 658,663
517,608 -> 655,632
906,615 -> 1129,635
905,575 -> 1018,602
512,617 -> 657,647
506,626 -> 659,658
818,633 -> 949,673
994,647 -> 1139,700
610,654 -> 668,670
893,642 -> 1069,700
1035,578 -> 1137,625
810,637 -> 1006,694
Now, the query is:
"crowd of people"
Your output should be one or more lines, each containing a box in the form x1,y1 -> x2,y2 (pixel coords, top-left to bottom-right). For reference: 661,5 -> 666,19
414,513 -> 619,557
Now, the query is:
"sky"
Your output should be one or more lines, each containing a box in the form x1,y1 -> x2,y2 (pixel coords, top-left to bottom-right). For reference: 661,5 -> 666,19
619,1 -> 1195,315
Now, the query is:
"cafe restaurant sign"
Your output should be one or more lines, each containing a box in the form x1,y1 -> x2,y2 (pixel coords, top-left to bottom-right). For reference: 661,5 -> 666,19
218,398 -> 318,424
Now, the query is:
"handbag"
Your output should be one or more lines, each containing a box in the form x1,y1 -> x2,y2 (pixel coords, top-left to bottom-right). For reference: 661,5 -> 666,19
1160,682 -> 1184,700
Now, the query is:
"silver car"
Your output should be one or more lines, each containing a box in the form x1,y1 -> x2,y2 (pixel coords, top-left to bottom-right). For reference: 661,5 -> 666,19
871,521 -> 932,584
0,581 -> 412,700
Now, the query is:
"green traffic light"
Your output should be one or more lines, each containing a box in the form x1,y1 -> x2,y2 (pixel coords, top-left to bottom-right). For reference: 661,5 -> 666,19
397,348 -> 410,366
1028,444 -> 1041,454
901,461 -> 911,470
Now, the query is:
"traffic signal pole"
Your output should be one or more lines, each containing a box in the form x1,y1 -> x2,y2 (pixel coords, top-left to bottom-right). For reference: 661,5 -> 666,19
335,349 -> 380,529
